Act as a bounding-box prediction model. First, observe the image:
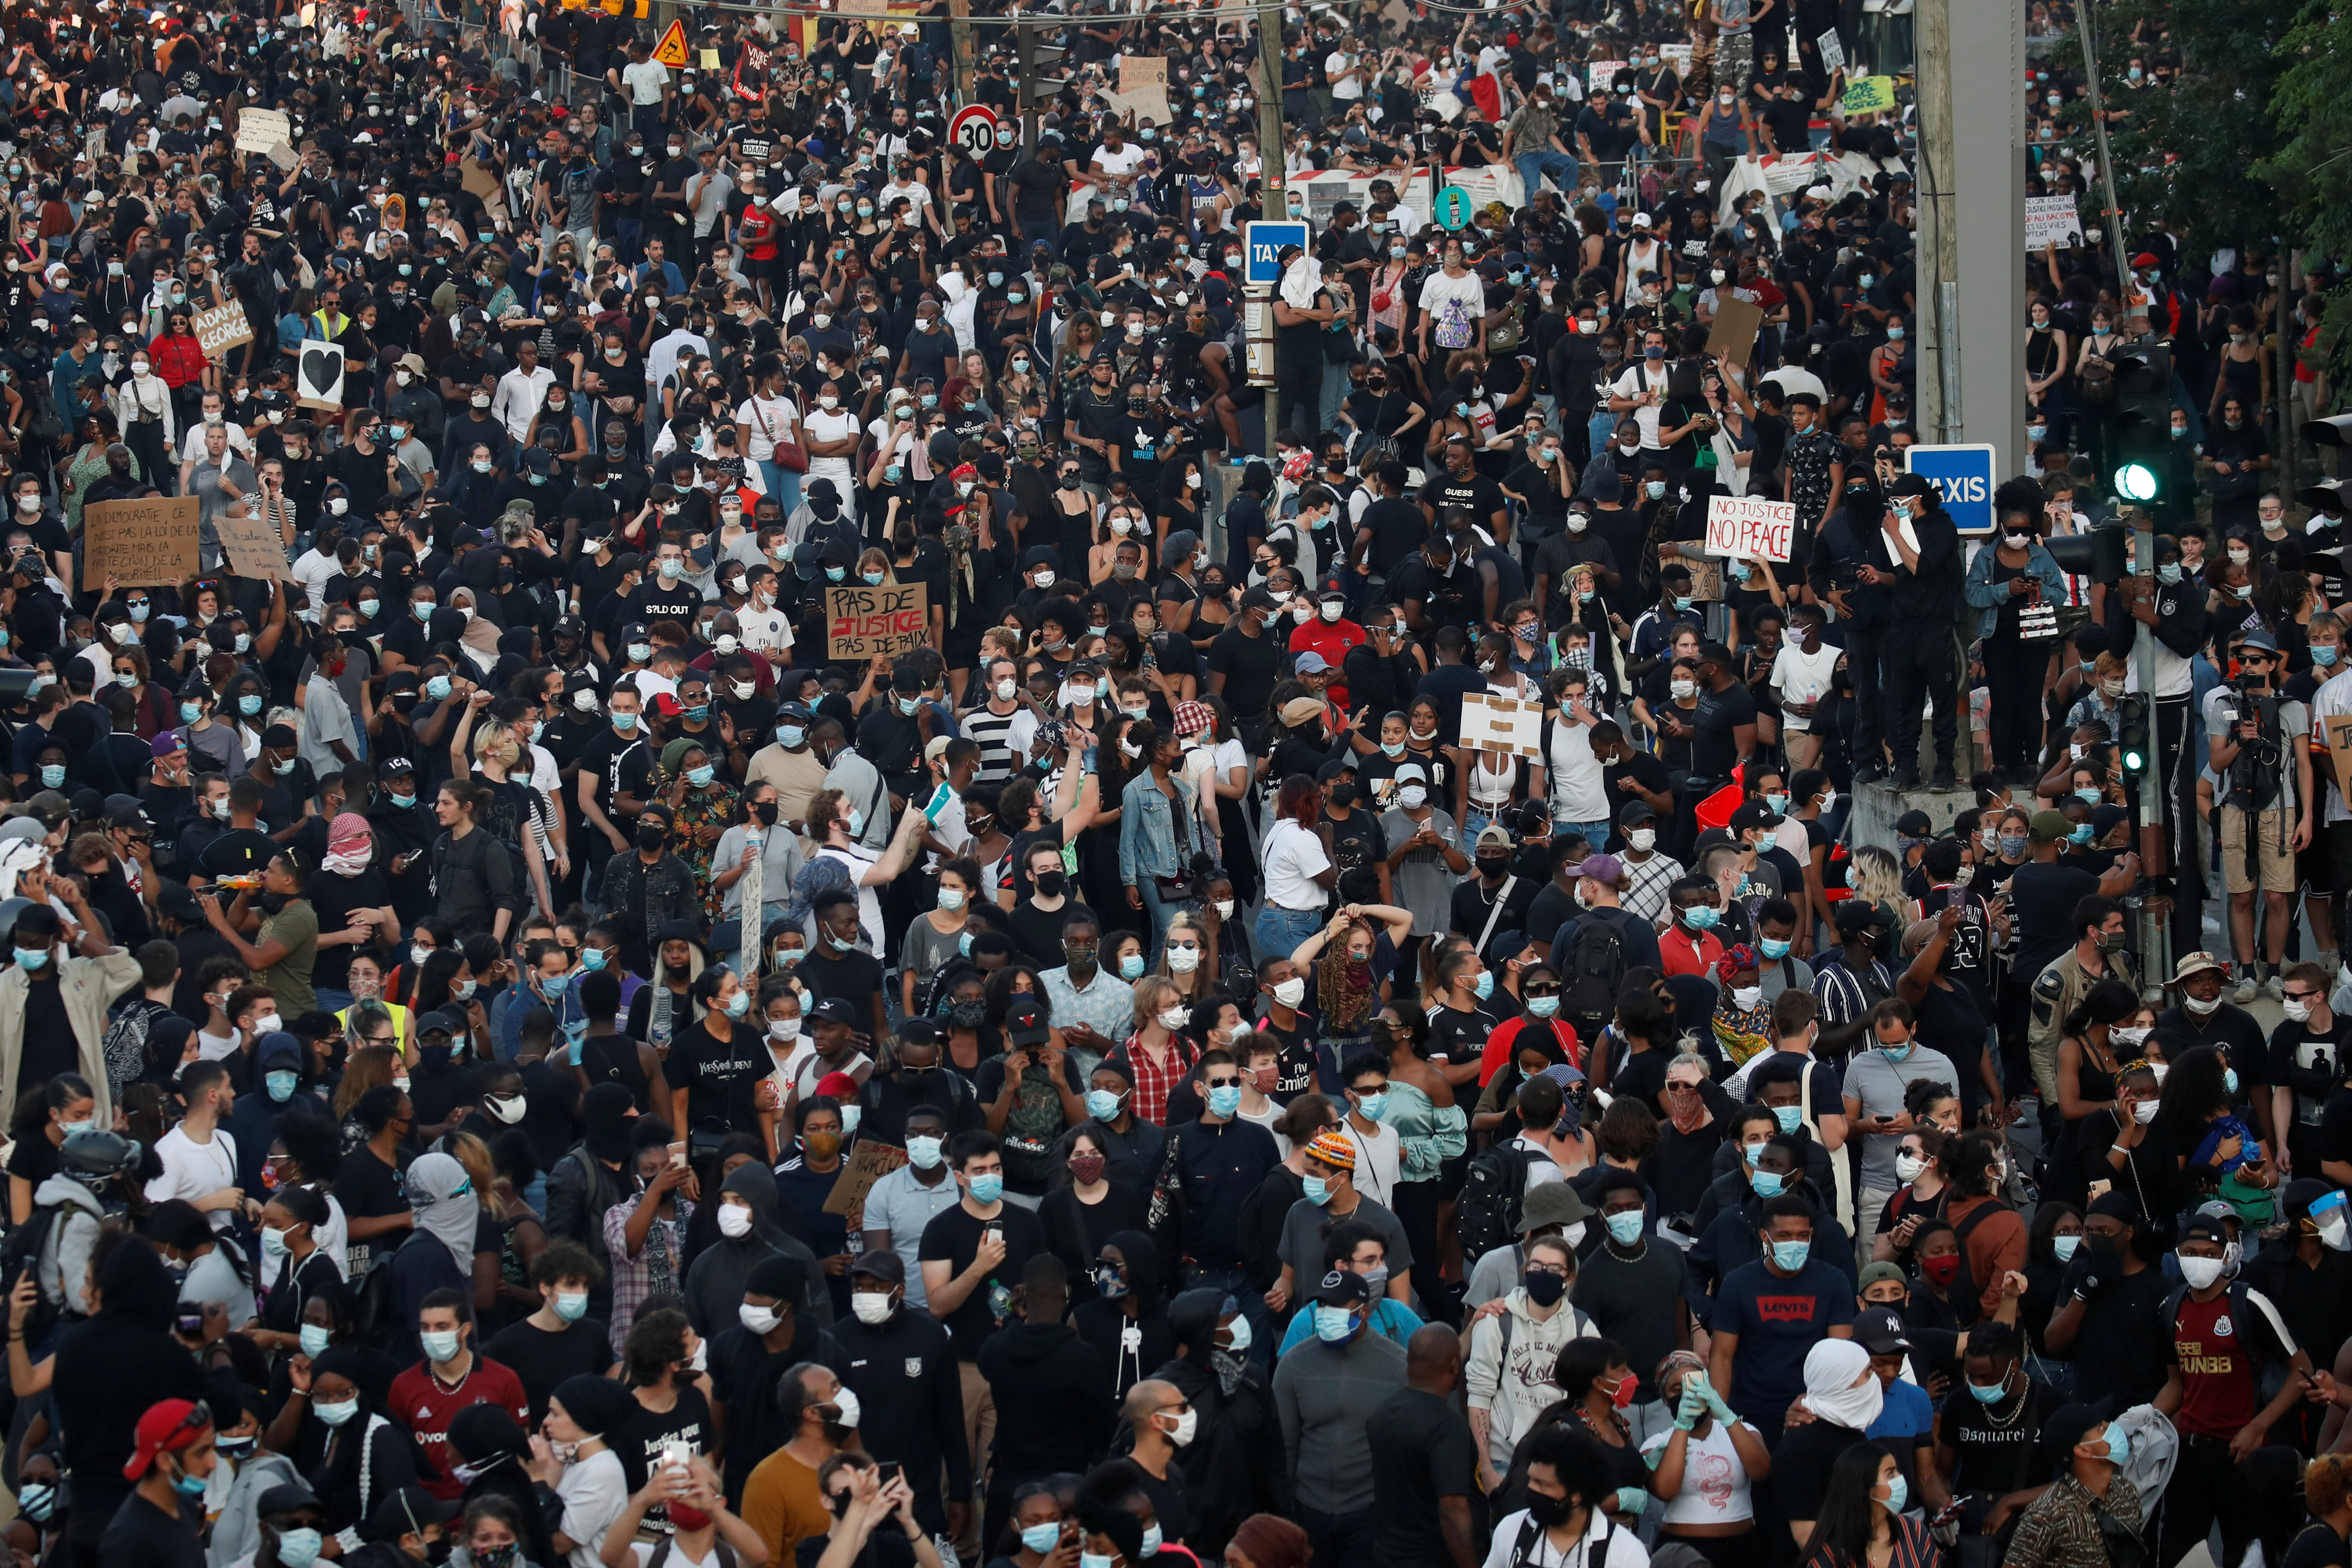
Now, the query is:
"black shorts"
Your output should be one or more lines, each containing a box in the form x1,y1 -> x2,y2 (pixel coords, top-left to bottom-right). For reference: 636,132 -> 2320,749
2301,835 -> 2334,896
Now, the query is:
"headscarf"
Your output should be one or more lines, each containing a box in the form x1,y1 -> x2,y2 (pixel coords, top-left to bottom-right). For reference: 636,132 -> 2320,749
1797,1339 -> 1883,1431
1315,917 -> 1379,1034
320,814 -> 373,878
404,1152 -> 476,1275
147,1015 -> 197,1080
1228,1516 -> 1309,1568
448,1405 -> 553,1568
1711,943 -> 1773,1068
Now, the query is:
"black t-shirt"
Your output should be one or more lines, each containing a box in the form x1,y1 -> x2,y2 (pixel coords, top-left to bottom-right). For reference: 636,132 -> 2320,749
1427,1004 -> 1499,1068
1690,679 -> 1757,781
1449,876 -> 1538,959
98,1490 -> 206,1568
2285,1522 -> 2352,1568
2007,862 -> 2100,980
1206,625 -> 1281,723
4,1129 -> 57,1189
916,1200 -> 1045,1361
1365,1386 -> 1480,1568
484,1318 -> 616,1426
1358,496 -> 1430,576
1772,1418 -> 1867,1524
801,949 -> 887,1023
309,868 -> 393,992
16,972 -> 74,1098
2269,1016 -> 2352,1134
671,1019 -> 767,1142
1419,471 -> 1506,527
612,1384 -> 714,1533
1937,1377 -> 2053,1498
336,1142 -> 410,1273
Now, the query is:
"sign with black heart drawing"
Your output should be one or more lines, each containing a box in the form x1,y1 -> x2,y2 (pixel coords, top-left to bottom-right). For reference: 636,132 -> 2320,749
297,339 -> 344,413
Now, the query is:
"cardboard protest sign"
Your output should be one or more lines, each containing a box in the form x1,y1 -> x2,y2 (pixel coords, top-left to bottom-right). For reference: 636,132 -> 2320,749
2325,715 -> 2352,808
822,1140 -> 909,1219
81,497 -> 199,591
1103,84 -> 1172,124
191,301 -> 253,359
1818,29 -> 1845,73
296,339 -> 345,412
826,583 -> 929,659
212,507 -> 287,582
1684,558 -> 1724,602
460,157 -> 503,204
2025,195 -> 2084,250
1705,297 -> 1766,368
1459,692 -> 1542,759
1706,495 -> 1798,562
1121,56 -> 1166,87
235,108 -> 292,155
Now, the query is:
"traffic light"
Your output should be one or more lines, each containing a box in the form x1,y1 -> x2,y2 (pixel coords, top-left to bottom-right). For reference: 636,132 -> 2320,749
2109,407 -> 2166,508
2044,521 -> 2128,583
2118,693 -> 2150,776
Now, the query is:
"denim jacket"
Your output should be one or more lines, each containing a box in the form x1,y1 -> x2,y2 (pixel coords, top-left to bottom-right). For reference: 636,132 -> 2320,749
1118,768 -> 1198,885
1961,539 -> 2069,639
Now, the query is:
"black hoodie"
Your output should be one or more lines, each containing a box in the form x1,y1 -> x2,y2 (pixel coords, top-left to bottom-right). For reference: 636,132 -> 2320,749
1152,1290 -> 1289,1557
973,1315 -> 1115,1479
834,1304 -> 970,1539
55,1240 -> 209,1541
1069,1228 -> 1176,1401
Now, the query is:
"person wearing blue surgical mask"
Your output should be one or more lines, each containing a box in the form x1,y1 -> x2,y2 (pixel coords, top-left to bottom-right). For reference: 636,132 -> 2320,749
920,1141 -> 1041,1348
1667,883 -> 1727,970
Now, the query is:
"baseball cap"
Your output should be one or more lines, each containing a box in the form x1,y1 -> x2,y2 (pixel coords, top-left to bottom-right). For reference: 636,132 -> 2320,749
1568,853 -> 1624,881
1475,825 -> 1513,849
1311,1268 -> 1372,1307
809,998 -> 859,1027
1294,651 -> 1330,674
1279,696 -> 1327,727
1853,1305 -> 1911,1354
2028,809 -> 2072,842
370,1489 -> 462,1544
850,1250 -> 906,1285
125,1399 -> 212,1479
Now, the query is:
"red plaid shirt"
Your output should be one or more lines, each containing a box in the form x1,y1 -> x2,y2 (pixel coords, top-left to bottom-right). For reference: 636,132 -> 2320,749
1112,1033 -> 1200,1126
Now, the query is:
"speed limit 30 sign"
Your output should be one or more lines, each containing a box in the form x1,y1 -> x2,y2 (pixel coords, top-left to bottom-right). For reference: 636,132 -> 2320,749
947,104 -> 1001,154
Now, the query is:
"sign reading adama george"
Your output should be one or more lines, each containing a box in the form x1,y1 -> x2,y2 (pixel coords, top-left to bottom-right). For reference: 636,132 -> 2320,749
82,496 -> 200,591
826,582 -> 930,659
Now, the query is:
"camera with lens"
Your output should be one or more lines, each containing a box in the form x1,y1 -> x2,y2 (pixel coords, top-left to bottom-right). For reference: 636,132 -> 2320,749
2216,674 -> 2284,812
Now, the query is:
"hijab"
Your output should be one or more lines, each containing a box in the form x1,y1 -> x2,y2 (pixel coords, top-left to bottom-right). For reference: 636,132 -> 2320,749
404,1152 -> 477,1275
1797,1339 -> 1884,1431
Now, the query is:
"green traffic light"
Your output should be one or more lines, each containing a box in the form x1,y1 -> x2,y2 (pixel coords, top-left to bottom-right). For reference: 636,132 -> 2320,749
2123,747 -> 2146,771
2114,463 -> 2159,502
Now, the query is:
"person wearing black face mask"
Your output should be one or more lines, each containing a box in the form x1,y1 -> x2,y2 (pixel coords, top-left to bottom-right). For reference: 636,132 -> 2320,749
600,810 -> 700,978
1114,383 -> 1168,502
1315,759 -> 1386,902
1450,825 -> 1540,965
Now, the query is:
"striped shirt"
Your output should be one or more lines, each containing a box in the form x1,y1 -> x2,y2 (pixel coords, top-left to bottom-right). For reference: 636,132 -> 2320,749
961,704 -> 1025,784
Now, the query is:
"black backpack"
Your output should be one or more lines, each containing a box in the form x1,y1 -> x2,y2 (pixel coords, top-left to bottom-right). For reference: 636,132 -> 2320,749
1560,910 -> 1630,1037
1456,1141 -> 1547,1268
0,1202 -> 64,1345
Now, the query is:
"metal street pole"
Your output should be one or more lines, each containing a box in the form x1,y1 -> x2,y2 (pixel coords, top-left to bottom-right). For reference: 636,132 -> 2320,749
2074,0 -> 2165,983
1252,0 -> 1289,457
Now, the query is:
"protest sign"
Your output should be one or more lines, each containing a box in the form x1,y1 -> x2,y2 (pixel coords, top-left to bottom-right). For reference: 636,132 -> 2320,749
827,583 -> 929,659
1706,495 -> 1798,562
1685,558 -> 1724,601
1103,85 -> 1172,124
81,497 -> 199,591
1121,56 -> 1166,87
235,108 -> 292,155
2326,714 -> 2352,808
2025,195 -> 2084,250
823,1140 -> 909,1219
1705,298 -> 1767,368
191,301 -> 253,359
1459,692 -> 1542,759
1840,75 -> 1896,115
1818,29 -> 1845,73
212,507 -> 287,582
296,339 -> 345,412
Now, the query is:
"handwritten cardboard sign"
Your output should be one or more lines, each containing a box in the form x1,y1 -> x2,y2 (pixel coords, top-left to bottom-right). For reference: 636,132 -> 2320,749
191,300 -> 253,359
1685,557 -> 1724,602
296,338 -> 345,412
1459,691 -> 1542,759
1840,75 -> 1896,116
822,1139 -> 909,1220
1706,495 -> 1798,562
1818,28 -> 1845,73
235,108 -> 292,155
1121,56 -> 1165,88
826,582 -> 929,659
212,506 -> 286,582
81,496 -> 200,591
1102,84 -> 1172,124
2324,714 -> 2352,808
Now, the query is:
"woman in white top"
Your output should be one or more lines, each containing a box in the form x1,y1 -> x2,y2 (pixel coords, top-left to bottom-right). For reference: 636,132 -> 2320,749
734,360 -> 804,512
1256,773 -> 1337,964
800,378 -> 861,491
1640,1350 -> 1770,1556
523,1376 -> 634,1568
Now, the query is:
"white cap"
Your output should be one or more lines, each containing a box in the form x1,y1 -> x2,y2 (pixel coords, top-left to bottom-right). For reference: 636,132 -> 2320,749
1630,211 -> 1653,227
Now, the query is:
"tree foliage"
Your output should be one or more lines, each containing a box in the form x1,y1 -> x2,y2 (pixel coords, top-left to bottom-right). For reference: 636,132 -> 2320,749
2266,0 -> 2352,261
2048,0 -> 2298,251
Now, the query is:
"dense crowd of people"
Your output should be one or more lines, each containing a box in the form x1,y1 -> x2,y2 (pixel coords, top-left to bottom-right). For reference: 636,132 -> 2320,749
0,1 -> 2351,1568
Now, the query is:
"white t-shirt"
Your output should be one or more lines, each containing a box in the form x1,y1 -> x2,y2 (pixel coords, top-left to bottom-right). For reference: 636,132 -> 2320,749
1609,362 -> 1676,448
737,603 -> 794,659
1639,1419 -> 1758,1524
146,1124 -> 240,1232
555,1450 -> 629,1568
1771,641 -> 1840,733
736,394 -> 800,463
1548,715 -> 1606,821
1091,143 -> 1148,180
621,60 -> 670,105
1417,268 -> 1488,352
803,408 -> 858,485
1327,51 -> 1363,98
1342,1116 -> 1402,1209
1262,820 -> 1331,911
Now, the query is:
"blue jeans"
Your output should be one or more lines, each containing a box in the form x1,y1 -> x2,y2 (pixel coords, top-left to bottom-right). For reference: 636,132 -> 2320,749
1556,818 -> 1613,854
1588,411 -> 1621,465
1463,808 -> 1506,852
1514,149 -> 1580,202
1137,880 -> 1178,951
757,459 -> 802,516
1255,903 -> 1326,969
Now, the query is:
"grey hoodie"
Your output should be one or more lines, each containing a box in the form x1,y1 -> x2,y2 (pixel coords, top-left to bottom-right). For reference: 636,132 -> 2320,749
34,1173 -> 104,1318
681,1160 -> 831,1337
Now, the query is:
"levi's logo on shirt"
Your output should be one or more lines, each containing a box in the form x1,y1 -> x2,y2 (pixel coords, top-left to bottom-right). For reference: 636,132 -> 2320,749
1755,1295 -> 1822,1324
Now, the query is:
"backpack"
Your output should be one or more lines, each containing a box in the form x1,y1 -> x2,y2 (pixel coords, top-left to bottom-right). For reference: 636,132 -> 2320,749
1560,911 -> 1630,1038
2159,1278 -> 2297,1408
0,1200 -> 65,1344
1456,1142 -> 1547,1268
998,1063 -> 1066,1187
1941,1198 -> 2014,1317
